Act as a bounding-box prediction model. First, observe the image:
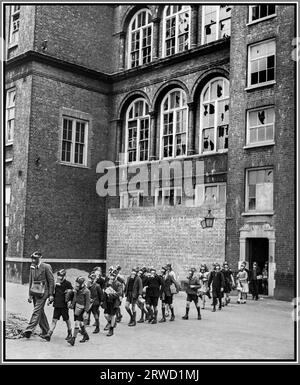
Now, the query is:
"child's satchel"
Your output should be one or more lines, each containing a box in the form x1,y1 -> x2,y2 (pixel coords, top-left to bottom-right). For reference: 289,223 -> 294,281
74,303 -> 85,316
30,280 -> 46,298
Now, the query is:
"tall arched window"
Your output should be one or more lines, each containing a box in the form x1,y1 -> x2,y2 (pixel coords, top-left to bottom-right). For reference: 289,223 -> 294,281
128,9 -> 153,68
163,5 -> 191,57
200,78 -> 230,154
125,99 -> 150,163
160,89 -> 188,159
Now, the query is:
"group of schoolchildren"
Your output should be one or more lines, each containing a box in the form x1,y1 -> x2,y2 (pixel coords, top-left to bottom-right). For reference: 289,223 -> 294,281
40,260 -> 265,346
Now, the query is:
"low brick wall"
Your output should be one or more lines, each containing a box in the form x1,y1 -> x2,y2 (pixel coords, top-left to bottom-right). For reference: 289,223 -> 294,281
107,206 -> 226,280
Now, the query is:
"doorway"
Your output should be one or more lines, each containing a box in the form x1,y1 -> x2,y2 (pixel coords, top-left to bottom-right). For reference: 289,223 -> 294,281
246,238 -> 269,295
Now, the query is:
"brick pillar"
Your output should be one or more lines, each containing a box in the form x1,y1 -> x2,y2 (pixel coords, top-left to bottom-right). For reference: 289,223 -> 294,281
152,17 -> 160,60
149,111 -> 158,161
187,102 -> 195,156
190,6 -> 198,49
119,32 -> 126,70
115,119 -> 123,164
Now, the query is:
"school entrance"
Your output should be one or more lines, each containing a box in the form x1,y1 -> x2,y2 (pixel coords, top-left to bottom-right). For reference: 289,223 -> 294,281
246,238 -> 268,295
239,223 -> 276,296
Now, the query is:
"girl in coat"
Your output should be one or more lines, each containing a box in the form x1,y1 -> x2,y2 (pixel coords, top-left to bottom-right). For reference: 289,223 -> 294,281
221,262 -> 235,306
236,263 -> 249,304
208,263 -> 225,312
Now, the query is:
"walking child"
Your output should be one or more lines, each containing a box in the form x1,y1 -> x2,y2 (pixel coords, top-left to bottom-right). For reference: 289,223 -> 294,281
182,268 -> 202,320
124,267 -> 143,326
87,272 -> 103,334
236,263 -> 249,304
67,276 -> 91,346
41,269 -> 73,341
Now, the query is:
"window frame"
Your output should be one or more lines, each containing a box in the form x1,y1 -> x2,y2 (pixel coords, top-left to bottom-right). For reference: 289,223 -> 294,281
201,5 -> 232,45
245,167 -> 274,214
5,88 -> 16,145
199,77 -> 230,155
120,190 -> 144,209
247,39 -> 276,88
9,5 -> 21,47
195,182 -> 227,206
160,88 -> 189,160
60,116 -> 89,167
5,185 -> 11,243
155,186 -> 183,207
248,5 -> 277,25
124,98 -> 150,164
127,8 -> 153,69
162,5 -> 191,58
246,106 -> 275,147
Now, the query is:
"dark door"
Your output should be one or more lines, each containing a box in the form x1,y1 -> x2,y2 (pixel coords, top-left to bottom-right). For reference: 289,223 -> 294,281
246,238 -> 269,294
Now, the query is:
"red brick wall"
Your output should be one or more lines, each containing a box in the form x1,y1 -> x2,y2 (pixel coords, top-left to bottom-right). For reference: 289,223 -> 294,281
107,206 -> 226,279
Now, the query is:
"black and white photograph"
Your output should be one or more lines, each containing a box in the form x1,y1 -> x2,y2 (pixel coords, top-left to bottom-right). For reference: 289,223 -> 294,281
1,0 -> 299,368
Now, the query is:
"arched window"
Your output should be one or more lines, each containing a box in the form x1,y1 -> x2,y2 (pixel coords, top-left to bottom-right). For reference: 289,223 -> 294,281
200,78 -> 230,154
125,99 -> 150,163
128,9 -> 153,68
202,5 -> 232,44
160,89 -> 188,159
163,5 -> 191,57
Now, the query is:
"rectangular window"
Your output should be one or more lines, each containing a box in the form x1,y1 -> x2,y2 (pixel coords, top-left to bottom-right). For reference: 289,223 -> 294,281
5,185 -> 11,241
203,5 -> 231,44
246,168 -> 273,212
6,88 -> 16,144
10,5 -> 20,46
247,107 -> 275,145
248,40 -> 276,87
155,187 -> 182,207
249,5 -> 276,23
195,183 -> 226,206
61,117 -> 88,166
120,191 -> 143,208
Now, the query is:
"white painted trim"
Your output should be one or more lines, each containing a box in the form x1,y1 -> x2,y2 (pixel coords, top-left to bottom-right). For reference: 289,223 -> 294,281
247,5 -> 276,25
245,167 -> 274,213
6,258 -> 107,263
246,106 -> 275,146
247,39 -> 276,88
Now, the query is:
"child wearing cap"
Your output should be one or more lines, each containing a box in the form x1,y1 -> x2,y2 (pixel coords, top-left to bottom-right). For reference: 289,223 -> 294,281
67,276 -> 91,346
144,268 -> 162,324
87,272 -> 103,334
182,268 -> 202,320
41,269 -> 73,342
124,268 -> 143,326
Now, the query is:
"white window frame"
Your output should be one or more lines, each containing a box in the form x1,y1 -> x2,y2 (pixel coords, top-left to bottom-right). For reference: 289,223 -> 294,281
195,183 -> 226,206
162,5 -> 191,57
246,106 -> 275,147
125,98 -> 150,164
245,167 -> 274,213
155,186 -> 183,207
199,77 -> 230,155
5,88 -> 16,144
60,116 -> 89,167
247,39 -> 276,88
5,185 -> 11,243
201,5 -> 232,45
120,190 -> 144,209
9,5 -> 21,47
127,9 -> 153,69
248,5 -> 276,25
160,88 -> 188,160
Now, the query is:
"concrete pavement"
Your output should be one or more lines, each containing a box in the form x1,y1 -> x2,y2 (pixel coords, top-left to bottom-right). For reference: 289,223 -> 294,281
4,282 -> 296,361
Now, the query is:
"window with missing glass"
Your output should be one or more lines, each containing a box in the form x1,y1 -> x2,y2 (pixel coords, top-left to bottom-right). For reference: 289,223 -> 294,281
163,5 -> 191,57
125,99 -> 150,163
61,117 -> 88,166
10,5 -> 21,46
249,5 -> 276,23
155,187 -> 182,207
246,168 -> 273,212
160,89 -> 188,159
200,78 -> 230,154
248,40 -> 276,87
128,9 -> 153,68
202,5 -> 231,44
247,107 -> 275,146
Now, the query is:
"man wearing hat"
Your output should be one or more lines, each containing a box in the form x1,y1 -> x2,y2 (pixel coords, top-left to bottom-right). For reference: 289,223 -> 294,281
124,267 -> 143,326
23,251 -> 55,339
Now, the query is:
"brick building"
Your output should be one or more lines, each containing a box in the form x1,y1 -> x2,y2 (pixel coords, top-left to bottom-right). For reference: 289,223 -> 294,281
4,4 -> 296,300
